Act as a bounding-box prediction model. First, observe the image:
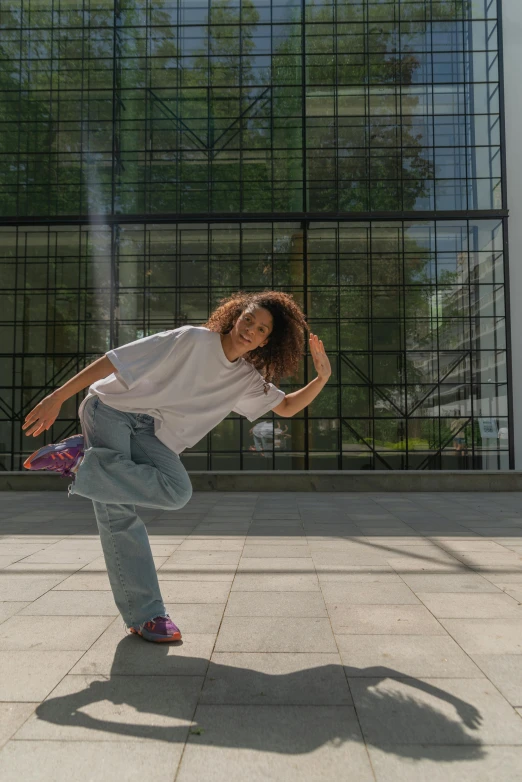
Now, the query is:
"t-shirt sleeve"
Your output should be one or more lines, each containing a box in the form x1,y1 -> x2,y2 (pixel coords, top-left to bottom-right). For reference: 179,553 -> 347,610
232,372 -> 286,422
105,327 -> 190,390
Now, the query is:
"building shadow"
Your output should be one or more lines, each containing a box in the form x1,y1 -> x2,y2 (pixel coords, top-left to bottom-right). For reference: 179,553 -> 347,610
34,636 -> 486,762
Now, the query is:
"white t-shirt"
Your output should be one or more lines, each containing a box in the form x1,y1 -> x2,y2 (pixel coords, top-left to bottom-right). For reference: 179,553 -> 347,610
78,325 -> 286,455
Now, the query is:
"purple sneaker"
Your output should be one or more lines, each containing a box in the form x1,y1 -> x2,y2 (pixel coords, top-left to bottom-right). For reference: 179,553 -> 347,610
23,434 -> 84,478
129,615 -> 182,643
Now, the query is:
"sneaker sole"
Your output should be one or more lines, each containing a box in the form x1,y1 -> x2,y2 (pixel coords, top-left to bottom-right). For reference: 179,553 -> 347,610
23,435 -> 84,470
129,627 -> 182,643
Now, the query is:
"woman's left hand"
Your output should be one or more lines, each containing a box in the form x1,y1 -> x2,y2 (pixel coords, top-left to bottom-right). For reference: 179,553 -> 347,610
310,333 -> 331,381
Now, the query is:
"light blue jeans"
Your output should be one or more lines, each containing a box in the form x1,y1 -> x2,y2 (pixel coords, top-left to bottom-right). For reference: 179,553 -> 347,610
69,396 -> 193,628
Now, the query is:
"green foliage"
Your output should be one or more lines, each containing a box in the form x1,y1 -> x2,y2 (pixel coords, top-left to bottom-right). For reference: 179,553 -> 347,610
0,0 -> 467,217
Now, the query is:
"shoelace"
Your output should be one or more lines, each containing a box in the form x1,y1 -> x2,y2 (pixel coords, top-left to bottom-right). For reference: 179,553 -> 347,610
46,463 -> 64,473
45,461 -> 70,476
49,450 -> 81,477
125,614 -> 171,634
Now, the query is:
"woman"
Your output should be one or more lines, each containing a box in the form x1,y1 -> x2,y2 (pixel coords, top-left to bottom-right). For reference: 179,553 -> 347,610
22,291 -> 331,643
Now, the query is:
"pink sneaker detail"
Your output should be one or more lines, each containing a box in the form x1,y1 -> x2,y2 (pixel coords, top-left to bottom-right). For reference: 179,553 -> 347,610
23,435 -> 84,478
129,615 -> 182,643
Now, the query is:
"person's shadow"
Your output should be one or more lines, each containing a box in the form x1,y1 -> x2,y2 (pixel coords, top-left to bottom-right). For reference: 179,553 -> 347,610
34,636 -> 486,762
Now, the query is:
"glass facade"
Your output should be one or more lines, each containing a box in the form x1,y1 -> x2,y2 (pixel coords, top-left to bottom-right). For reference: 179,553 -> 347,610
0,0 -> 511,470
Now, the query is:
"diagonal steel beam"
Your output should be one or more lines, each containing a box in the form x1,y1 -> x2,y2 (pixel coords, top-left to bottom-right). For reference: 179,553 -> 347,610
416,417 -> 472,471
340,353 -> 405,417
408,351 -> 471,417
148,89 -> 209,152
209,98 -> 272,161
341,418 -> 394,470
211,87 -> 271,148
148,87 -> 272,161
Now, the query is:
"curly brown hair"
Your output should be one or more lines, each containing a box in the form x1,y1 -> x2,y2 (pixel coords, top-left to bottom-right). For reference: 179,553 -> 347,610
202,290 -> 308,385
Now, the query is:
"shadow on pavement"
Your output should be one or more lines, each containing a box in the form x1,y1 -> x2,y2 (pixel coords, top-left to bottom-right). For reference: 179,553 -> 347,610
35,636 -> 486,762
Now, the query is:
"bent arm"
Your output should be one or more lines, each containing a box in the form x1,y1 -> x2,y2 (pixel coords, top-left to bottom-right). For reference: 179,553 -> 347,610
52,355 -> 116,403
272,376 -> 328,418
272,333 -> 331,418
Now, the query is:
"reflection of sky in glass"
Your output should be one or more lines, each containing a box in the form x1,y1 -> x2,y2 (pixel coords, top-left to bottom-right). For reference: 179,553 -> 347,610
1,0 -> 510,471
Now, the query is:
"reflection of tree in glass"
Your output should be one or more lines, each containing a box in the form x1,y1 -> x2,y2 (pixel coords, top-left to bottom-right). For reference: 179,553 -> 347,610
1,0 -> 479,465
1,0 -> 464,217
274,1 -> 462,213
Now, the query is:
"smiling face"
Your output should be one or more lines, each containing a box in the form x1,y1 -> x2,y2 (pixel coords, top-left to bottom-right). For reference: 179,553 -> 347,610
231,306 -> 273,353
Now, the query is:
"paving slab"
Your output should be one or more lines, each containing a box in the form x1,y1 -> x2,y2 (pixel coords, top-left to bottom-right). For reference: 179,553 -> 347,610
399,573 -> 503,593
386,556 -> 466,573
0,544 -> 52,556
163,551 -> 241,565
176,705 -> 374,782
81,555 -> 168,571
321,581 -> 420,605
0,740 -> 186,782
316,566 -> 403,583
224,591 -> 328,618
148,544 -> 180,556
497,583 -> 522,601
158,580 -> 231,603
0,650 -> 84,701
438,540 -> 511,552
312,550 -> 390,566
0,602 -> 29,624
164,603 -> 225,634
157,564 -> 236,581
246,536 -> 308,545
470,654 -> 522,707
44,539 -> 103,550
417,592 -> 522,618
200,653 -> 352,705
0,574 -> 71,601
3,490 -> 522,781
15,673 -> 203,742
241,544 -> 311,558
328,604 -> 446,635
482,569 -> 522,584
439,618 -> 522,654
0,703 -> 38,749
368,745 -> 522,782
349,677 -> 522,745
18,590 -> 119,616
18,551 -> 100,566
231,573 -> 321,591
237,557 -> 314,572
69,622 -> 215,676
303,526 -> 363,536
360,535 -> 426,545
4,563 -> 83,574
52,572 -> 112,590
177,539 -> 244,551
0,537 -> 65,545
337,635 -> 484,677
215,617 -> 337,653
0,616 -> 114,650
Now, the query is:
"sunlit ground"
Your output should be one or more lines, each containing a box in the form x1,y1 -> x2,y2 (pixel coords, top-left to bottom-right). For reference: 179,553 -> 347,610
1,490 -> 522,780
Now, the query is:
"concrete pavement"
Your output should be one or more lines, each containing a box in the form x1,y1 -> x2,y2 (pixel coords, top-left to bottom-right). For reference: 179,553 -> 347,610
1,490 -> 522,780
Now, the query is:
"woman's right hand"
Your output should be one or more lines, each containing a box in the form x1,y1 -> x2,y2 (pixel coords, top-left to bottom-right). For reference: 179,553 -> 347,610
22,392 -> 63,437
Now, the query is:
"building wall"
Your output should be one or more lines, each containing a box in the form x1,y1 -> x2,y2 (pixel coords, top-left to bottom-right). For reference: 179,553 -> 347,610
0,0 -> 511,471
502,0 -> 522,466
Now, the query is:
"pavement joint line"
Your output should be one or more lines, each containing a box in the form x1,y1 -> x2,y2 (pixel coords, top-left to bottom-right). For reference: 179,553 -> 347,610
172,504 -> 252,782
2,492 -> 522,778
314,528 -> 378,781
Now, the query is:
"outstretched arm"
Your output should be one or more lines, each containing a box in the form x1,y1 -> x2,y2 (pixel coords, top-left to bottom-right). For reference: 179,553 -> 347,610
349,666 -> 482,731
22,355 -> 116,437
272,333 -> 331,418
